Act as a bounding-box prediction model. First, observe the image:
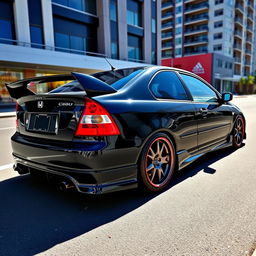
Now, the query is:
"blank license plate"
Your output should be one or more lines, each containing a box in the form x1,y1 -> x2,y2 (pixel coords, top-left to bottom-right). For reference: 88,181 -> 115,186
27,114 -> 58,134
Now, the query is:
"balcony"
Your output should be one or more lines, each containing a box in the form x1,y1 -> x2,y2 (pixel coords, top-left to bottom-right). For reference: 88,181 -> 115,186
245,49 -> 252,55
235,3 -> 244,13
235,17 -> 243,26
247,13 -> 254,21
162,41 -> 173,49
248,1 -> 254,10
162,11 -> 173,20
247,25 -> 253,32
184,36 -> 208,46
184,46 -> 208,55
162,51 -> 173,58
246,37 -> 253,43
161,21 -> 173,29
184,2 -> 209,14
162,31 -> 173,39
184,26 -> 208,35
185,14 -> 208,25
245,61 -> 251,66
234,43 -> 242,50
161,1 -> 173,9
234,30 -> 243,38
234,57 -> 241,63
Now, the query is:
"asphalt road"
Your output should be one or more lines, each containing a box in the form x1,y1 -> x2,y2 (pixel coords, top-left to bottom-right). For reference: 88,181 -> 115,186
0,96 -> 255,256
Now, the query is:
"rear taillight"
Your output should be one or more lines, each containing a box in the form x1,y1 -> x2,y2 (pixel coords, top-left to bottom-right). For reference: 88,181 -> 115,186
75,98 -> 120,136
15,102 -> 19,128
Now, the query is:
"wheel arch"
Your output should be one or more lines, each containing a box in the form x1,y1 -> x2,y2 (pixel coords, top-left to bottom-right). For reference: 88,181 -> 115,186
135,128 -> 178,164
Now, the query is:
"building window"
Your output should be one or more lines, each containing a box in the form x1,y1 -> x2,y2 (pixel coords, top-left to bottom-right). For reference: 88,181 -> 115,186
176,16 -> 182,24
175,37 -> 182,45
213,44 -> 222,51
175,6 -> 182,14
214,9 -> 223,16
0,1 -> 15,44
162,49 -> 172,58
214,21 -> 223,28
53,17 -> 97,53
175,27 -> 182,35
110,0 -> 119,59
214,32 -> 222,39
175,48 -> 182,56
215,0 -> 224,4
28,0 -> 44,48
127,0 -> 142,27
53,0 -> 97,15
128,34 -> 142,61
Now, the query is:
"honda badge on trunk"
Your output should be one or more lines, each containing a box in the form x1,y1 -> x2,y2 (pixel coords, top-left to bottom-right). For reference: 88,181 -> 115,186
37,101 -> 43,109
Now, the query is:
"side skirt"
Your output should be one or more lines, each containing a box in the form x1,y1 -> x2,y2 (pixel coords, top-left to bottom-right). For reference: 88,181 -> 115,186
177,138 -> 232,170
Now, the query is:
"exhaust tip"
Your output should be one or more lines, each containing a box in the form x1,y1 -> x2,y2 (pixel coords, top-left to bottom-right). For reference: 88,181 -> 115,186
59,181 -> 75,191
14,164 -> 29,175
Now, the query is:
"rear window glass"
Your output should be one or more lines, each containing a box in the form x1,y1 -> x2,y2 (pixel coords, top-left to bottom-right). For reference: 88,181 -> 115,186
92,68 -> 145,90
49,81 -> 84,93
49,67 -> 145,93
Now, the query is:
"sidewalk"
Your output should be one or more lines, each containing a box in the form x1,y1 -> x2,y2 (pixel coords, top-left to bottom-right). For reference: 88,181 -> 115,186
0,112 -> 16,118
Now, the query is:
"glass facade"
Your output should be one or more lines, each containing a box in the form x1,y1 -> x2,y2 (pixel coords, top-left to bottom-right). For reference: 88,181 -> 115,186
53,17 -> 97,54
0,1 -> 15,44
127,0 -> 142,27
28,0 -> 44,48
53,0 -> 97,15
110,0 -> 119,59
151,0 -> 157,64
128,34 -> 142,61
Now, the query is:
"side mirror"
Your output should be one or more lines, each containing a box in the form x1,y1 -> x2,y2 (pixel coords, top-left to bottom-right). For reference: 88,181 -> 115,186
222,92 -> 233,103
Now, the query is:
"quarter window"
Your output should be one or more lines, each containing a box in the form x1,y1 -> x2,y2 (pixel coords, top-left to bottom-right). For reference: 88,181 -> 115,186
150,72 -> 188,100
180,74 -> 218,102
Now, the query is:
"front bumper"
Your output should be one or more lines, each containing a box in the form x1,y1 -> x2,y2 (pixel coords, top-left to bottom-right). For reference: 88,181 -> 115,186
14,156 -> 138,194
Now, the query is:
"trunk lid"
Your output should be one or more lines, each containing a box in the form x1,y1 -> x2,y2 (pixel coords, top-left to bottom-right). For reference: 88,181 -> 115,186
7,72 -> 117,141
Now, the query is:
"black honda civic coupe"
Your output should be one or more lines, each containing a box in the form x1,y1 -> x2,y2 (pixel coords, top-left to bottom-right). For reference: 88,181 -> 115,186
6,66 -> 246,194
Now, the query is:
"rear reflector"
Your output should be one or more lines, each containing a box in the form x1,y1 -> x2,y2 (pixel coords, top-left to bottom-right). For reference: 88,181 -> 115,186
75,98 -> 120,136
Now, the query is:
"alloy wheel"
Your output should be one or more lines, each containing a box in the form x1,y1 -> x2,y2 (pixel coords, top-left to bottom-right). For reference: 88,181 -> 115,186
144,136 -> 175,188
233,117 -> 244,148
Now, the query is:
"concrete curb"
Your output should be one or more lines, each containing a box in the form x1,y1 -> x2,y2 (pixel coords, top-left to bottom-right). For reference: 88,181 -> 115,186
0,112 -> 16,118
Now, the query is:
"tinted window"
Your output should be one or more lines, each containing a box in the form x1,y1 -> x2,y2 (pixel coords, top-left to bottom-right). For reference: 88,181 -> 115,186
180,74 -> 218,102
150,72 -> 188,100
93,68 -> 145,90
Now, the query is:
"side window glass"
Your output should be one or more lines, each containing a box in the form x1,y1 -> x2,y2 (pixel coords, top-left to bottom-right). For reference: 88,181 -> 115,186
180,74 -> 218,102
150,71 -> 188,100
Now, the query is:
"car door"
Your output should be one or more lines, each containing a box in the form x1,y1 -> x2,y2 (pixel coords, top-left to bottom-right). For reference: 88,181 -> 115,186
179,73 -> 233,150
149,71 -> 198,154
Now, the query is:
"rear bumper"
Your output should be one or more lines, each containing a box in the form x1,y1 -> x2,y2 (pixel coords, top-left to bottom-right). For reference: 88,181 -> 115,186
14,156 -> 138,194
11,132 -> 139,194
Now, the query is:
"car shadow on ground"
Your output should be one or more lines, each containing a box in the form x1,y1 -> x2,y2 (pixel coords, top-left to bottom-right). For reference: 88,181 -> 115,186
0,145 -> 243,256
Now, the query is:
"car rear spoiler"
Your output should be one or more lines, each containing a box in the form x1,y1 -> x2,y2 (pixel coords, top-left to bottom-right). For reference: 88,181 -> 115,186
5,72 -> 117,99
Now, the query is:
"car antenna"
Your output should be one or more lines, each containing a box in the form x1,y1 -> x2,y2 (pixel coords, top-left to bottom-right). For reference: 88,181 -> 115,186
105,58 -> 116,71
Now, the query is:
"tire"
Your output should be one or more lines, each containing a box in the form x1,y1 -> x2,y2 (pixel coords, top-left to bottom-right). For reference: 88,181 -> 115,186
232,115 -> 245,148
139,133 -> 176,192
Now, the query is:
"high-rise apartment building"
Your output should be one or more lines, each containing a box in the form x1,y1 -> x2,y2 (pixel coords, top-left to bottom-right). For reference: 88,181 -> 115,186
0,0 -> 161,108
161,0 -> 256,92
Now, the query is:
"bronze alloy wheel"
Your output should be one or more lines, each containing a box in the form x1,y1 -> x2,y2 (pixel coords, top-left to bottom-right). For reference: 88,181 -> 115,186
140,133 -> 175,192
233,116 -> 245,148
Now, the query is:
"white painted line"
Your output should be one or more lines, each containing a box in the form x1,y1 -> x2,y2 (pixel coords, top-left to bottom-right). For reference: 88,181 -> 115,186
0,127 -> 16,131
0,164 -> 13,171
252,249 -> 256,256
